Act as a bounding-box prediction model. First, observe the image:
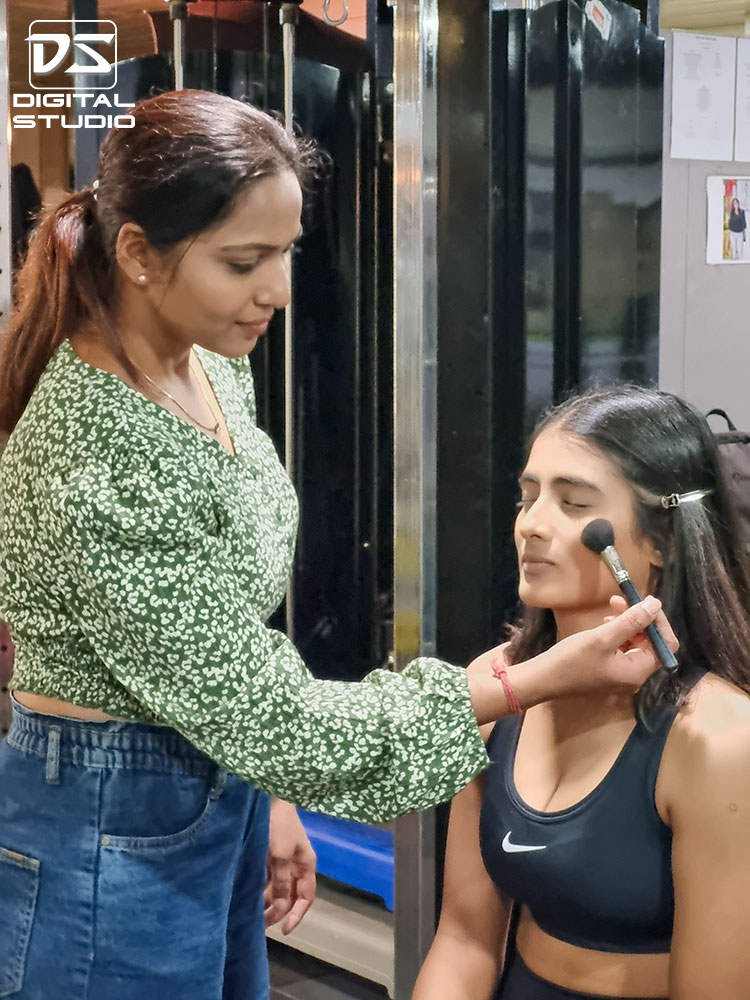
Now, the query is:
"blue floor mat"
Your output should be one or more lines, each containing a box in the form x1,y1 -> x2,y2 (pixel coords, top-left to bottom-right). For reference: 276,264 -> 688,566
298,810 -> 394,911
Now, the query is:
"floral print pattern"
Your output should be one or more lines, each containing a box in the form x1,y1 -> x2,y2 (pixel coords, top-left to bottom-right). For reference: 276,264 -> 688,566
0,339 -> 487,822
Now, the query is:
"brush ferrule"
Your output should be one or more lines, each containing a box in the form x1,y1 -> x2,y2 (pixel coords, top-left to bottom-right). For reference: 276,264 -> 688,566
601,545 -> 629,584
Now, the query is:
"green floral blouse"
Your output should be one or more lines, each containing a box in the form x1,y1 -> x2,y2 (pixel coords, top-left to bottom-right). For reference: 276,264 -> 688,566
0,338 -> 487,822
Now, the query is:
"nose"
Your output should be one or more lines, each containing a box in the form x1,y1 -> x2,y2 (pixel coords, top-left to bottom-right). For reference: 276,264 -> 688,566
518,497 -> 552,541
255,253 -> 292,311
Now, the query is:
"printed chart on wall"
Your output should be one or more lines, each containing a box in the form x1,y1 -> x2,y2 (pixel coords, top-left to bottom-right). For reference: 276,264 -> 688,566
706,177 -> 750,264
672,33 -> 736,160
736,40 -> 750,160
672,33 -> 750,162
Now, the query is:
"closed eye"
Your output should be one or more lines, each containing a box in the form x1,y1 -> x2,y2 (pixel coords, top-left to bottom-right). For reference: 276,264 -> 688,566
228,261 -> 260,275
227,242 -> 301,275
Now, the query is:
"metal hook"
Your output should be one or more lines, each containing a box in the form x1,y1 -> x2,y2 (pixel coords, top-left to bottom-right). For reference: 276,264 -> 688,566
323,0 -> 349,27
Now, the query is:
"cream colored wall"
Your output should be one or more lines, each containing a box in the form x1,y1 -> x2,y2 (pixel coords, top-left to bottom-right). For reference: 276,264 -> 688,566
661,0 -> 750,37
659,31 -> 750,427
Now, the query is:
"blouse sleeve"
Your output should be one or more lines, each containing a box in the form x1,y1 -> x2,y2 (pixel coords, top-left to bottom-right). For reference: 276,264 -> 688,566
43,450 -> 487,823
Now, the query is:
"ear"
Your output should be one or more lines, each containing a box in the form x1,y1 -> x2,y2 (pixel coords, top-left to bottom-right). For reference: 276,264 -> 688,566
114,223 -> 171,288
646,538 -> 664,569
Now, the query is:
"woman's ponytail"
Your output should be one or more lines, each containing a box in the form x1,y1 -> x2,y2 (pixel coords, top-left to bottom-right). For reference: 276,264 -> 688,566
0,188 -> 116,435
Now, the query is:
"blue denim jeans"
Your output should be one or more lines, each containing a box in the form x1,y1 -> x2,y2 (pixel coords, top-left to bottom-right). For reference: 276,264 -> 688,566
0,698 -> 271,999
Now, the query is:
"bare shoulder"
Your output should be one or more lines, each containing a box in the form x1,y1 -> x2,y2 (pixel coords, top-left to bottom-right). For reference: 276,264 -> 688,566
661,673 -> 750,822
673,672 -> 750,745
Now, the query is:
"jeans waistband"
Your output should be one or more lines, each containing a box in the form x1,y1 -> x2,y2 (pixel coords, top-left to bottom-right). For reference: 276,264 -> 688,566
7,698 -> 215,777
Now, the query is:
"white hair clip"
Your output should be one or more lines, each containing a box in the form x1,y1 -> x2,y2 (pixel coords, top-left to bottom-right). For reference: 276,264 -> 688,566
660,489 -> 712,509
91,178 -> 99,201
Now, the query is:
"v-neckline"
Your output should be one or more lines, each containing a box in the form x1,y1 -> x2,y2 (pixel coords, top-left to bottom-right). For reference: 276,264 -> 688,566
64,338 -> 239,463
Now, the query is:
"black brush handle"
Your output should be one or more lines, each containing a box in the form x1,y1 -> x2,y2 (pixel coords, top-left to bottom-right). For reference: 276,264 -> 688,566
619,579 -> 678,672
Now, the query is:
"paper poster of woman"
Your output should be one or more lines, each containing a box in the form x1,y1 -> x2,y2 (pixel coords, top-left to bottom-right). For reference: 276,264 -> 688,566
708,178 -> 750,265
723,180 -> 749,261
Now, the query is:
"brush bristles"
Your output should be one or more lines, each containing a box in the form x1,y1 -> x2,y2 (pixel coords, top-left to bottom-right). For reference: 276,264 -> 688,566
581,518 -> 615,554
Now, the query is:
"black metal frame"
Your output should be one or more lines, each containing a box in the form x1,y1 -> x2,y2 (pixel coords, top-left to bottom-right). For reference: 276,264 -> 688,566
433,0 -> 664,916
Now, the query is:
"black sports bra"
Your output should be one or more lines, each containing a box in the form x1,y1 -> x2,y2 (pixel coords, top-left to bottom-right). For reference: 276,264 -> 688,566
479,706 -> 678,954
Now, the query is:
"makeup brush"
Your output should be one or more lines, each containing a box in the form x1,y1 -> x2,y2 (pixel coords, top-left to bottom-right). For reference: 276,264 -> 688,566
581,518 -> 678,673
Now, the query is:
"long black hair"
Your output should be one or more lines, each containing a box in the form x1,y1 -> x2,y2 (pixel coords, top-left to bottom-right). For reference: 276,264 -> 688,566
507,385 -> 750,716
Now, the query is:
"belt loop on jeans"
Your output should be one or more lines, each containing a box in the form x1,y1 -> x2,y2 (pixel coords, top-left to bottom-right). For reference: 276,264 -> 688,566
45,726 -> 62,785
209,767 -> 227,800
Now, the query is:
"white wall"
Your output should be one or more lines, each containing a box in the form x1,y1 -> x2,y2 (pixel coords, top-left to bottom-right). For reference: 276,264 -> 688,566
659,31 -> 750,428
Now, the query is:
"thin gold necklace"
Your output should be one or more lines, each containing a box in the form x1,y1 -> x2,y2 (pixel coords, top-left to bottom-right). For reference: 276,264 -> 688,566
129,351 -> 221,435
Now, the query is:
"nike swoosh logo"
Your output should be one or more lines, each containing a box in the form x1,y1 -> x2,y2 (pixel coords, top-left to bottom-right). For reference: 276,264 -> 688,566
502,832 -> 547,854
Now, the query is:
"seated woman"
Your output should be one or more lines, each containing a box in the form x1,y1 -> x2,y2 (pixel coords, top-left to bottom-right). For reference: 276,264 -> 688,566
413,385 -> 750,1000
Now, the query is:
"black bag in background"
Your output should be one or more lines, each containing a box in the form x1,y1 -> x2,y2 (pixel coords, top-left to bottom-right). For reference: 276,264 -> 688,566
706,409 -> 750,561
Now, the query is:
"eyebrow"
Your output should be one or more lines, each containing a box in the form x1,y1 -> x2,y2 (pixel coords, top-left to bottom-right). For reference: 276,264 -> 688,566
519,473 -> 603,493
220,228 -> 304,252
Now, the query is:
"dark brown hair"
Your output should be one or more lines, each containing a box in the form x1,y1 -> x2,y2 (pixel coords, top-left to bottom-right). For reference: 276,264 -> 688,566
0,89 -> 318,434
507,385 -> 750,718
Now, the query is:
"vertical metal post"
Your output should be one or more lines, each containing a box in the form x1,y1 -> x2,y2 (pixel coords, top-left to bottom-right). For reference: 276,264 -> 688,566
211,0 -> 218,92
0,0 -> 11,330
646,0 -> 660,36
73,0 -> 99,187
392,0 -> 439,996
280,0 -> 301,636
261,1 -> 271,108
168,0 -> 189,90
281,4 -> 298,136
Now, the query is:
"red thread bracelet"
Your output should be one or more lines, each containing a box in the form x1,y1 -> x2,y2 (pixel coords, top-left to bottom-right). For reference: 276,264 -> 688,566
491,659 -> 523,715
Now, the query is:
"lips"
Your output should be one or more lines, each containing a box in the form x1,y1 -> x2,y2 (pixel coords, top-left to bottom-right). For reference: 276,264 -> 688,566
520,557 -> 556,578
521,555 -> 556,567
236,319 -> 271,336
